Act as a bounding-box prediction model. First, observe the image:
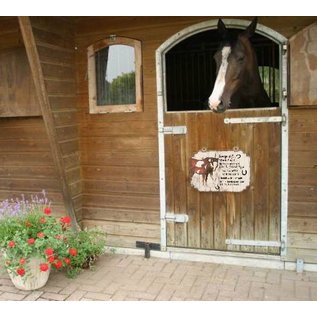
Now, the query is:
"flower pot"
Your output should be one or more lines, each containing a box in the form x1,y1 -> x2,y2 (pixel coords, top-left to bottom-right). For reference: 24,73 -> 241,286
7,257 -> 51,291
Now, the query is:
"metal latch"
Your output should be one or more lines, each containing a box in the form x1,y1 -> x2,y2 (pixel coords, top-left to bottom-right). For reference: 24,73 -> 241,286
159,126 -> 187,135
165,213 -> 189,223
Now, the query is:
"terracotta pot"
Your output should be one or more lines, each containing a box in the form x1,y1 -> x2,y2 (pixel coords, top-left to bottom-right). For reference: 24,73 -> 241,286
7,257 -> 51,291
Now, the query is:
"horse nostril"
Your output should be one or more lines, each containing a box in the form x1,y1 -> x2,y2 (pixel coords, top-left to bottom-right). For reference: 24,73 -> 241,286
213,102 -> 226,113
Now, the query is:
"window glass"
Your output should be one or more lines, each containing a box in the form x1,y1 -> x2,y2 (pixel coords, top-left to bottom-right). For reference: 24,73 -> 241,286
95,45 -> 136,106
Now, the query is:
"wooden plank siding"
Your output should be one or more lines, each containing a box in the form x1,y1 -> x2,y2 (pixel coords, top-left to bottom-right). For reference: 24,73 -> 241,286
0,17 -> 23,50
287,109 -> 317,262
0,17 -> 65,217
18,17 -> 82,224
287,21 -> 317,263
0,117 -> 67,216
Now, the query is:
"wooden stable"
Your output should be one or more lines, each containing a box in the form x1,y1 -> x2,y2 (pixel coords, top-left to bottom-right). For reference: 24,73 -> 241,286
0,16 -> 316,269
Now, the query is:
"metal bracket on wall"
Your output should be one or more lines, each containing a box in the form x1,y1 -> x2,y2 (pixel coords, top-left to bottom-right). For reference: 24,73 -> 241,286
136,241 -> 161,258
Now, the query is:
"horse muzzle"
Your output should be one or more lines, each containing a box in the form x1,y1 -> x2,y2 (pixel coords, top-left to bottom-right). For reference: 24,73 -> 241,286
210,100 -> 229,113
212,103 -> 226,113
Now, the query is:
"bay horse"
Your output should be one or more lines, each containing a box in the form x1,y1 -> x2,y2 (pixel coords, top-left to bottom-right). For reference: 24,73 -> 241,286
189,157 -> 219,185
209,18 -> 271,113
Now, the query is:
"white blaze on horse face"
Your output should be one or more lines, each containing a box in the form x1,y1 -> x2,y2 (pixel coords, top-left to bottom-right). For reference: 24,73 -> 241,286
209,46 -> 231,110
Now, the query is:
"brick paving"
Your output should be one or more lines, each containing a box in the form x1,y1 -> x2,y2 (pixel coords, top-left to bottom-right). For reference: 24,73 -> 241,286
0,254 -> 317,301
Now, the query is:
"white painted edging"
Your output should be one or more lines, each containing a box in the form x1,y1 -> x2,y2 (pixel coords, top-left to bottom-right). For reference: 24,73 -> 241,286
106,247 -> 317,273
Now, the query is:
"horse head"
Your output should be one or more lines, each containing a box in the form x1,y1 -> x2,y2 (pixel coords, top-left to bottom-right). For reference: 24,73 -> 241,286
208,18 -> 271,113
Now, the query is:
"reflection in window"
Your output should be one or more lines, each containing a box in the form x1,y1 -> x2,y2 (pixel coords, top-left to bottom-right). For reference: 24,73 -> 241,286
258,66 -> 279,106
95,45 -> 136,106
87,36 -> 143,114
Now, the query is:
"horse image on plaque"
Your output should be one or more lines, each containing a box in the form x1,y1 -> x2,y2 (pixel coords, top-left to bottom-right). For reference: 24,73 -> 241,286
189,149 -> 250,192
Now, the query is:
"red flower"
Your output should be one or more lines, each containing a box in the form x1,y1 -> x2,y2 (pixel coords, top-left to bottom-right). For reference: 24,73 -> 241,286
37,232 -> 45,239
44,207 -> 52,215
60,216 -> 71,225
45,248 -> 54,256
53,260 -> 63,269
47,256 -> 55,263
68,248 -> 78,257
63,257 -> 71,265
8,241 -> 15,248
40,263 -> 49,272
19,258 -> 26,265
39,217 -> 46,224
27,238 -> 35,245
17,268 -> 25,276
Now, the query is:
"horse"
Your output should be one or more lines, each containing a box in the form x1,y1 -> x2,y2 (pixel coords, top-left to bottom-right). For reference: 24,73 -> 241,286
208,18 -> 272,113
189,157 -> 219,186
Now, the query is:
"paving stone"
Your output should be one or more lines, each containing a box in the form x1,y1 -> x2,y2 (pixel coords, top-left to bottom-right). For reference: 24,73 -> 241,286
1,254 -> 317,301
146,282 -> 164,295
103,282 -> 121,295
66,290 -> 87,301
0,278 -> 14,286
110,290 -> 129,300
59,284 -> 80,295
156,285 -> 176,301
0,284 -> 20,293
23,291 -> 44,301
78,284 -> 105,293
84,292 -> 112,300
295,285 -> 310,299
41,285 -> 63,293
40,292 -> 68,301
0,292 -> 26,300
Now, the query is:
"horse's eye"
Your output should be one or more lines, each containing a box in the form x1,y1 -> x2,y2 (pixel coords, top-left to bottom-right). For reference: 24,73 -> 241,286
237,55 -> 245,63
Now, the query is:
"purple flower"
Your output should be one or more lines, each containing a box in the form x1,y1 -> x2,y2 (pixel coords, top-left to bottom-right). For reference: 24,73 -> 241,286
0,190 -> 51,219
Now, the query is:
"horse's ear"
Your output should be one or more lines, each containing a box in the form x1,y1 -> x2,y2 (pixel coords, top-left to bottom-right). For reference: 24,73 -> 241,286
242,17 -> 258,38
217,19 -> 228,39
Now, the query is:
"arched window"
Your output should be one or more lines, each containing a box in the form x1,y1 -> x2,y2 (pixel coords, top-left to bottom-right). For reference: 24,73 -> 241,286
157,19 -> 286,113
87,36 -> 143,113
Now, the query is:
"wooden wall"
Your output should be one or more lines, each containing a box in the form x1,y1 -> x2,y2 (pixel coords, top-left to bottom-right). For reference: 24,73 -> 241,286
0,117 -> 66,212
74,16 -> 317,251
0,47 -> 40,117
287,22 -> 317,263
0,17 -> 65,214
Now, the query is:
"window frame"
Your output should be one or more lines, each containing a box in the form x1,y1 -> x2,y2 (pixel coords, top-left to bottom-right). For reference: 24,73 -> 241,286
87,36 -> 143,114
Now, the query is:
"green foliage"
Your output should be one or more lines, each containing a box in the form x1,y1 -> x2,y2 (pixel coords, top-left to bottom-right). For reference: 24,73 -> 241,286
103,71 -> 136,105
63,228 -> 107,278
258,66 -> 280,104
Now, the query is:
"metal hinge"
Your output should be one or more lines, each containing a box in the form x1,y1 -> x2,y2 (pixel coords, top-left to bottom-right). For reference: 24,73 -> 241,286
165,213 -> 189,223
282,88 -> 288,100
159,126 -> 187,135
282,43 -> 288,55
